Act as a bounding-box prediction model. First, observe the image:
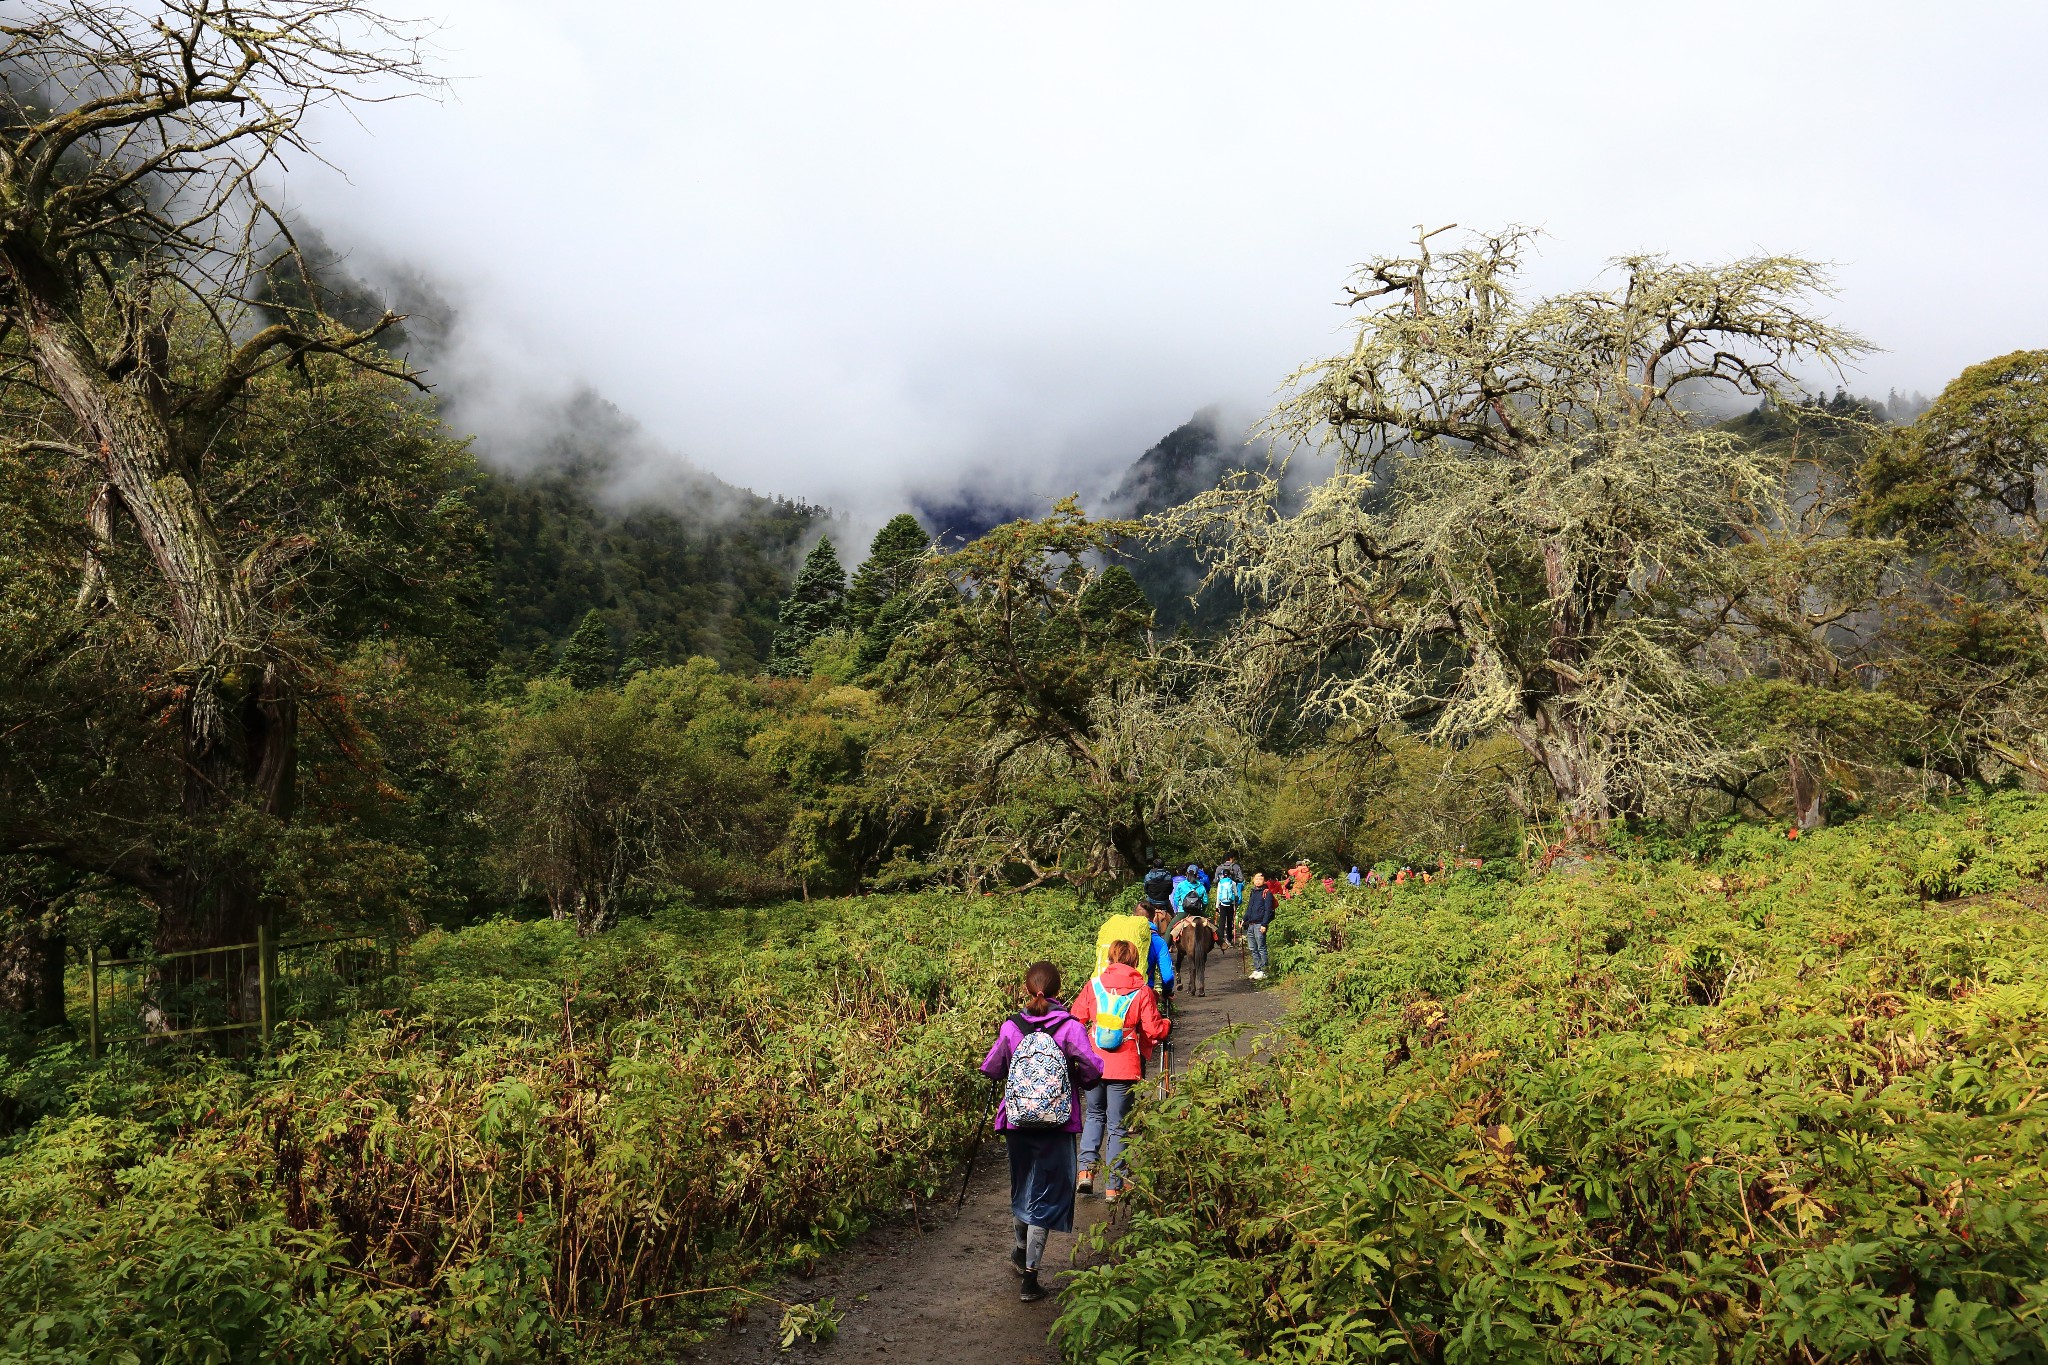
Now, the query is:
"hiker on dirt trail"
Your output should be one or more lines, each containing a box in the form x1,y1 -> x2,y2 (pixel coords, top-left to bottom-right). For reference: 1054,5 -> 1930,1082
1212,863 -> 1242,947
979,960 -> 1103,1303
1242,872 -> 1277,980
1137,874 -> 1177,1000
1147,908 -> 1176,1001
1171,867 -> 1205,918
1071,938 -> 1169,1205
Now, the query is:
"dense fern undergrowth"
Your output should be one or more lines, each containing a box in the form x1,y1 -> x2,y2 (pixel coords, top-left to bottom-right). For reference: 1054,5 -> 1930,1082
1060,797 -> 2048,1364
0,895 -> 1094,1363
10,800 -> 2048,1365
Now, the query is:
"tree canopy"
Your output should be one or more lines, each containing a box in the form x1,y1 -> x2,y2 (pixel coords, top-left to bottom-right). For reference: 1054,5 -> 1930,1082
1166,228 -> 1867,836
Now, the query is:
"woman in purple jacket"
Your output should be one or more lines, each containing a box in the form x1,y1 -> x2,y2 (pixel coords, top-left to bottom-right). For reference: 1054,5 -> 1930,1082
979,960 -> 1103,1301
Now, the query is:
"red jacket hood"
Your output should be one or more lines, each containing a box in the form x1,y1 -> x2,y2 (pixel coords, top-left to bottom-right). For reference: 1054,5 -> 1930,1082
1096,962 -> 1146,993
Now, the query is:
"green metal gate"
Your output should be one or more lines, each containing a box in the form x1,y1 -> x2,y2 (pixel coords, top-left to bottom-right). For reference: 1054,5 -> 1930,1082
83,927 -> 403,1056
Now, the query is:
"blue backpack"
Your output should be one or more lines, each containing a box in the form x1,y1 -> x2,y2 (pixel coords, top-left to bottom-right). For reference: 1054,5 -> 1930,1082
1089,978 -> 1140,1051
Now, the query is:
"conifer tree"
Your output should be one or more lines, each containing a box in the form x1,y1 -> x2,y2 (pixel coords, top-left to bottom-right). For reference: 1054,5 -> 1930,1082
846,515 -> 931,672
769,537 -> 847,677
847,514 -> 929,629
1078,564 -> 1155,647
619,630 -> 662,679
555,610 -> 617,690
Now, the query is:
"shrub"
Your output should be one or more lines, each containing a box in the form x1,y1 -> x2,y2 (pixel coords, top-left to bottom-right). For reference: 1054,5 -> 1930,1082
1,892 -> 1094,1361
1059,796 -> 2048,1363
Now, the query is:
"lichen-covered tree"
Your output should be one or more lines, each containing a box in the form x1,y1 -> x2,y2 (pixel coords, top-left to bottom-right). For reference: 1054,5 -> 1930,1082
0,1 -> 439,957
768,536 -> 847,677
489,665 -> 788,934
1684,434 -> 1913,829
1165,227 -> 1865,838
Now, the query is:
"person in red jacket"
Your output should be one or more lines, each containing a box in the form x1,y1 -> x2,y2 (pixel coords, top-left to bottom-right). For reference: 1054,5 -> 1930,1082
1070,938 -> 1170,1203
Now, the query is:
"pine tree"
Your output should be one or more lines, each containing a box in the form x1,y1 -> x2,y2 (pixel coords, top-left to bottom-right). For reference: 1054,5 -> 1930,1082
846,513 -> 929,629
555,610 -> 617,690
619,629 -> 662,679
1078,564 -> 1155,644
844,514 -> 931,673
768,537 -> 847,677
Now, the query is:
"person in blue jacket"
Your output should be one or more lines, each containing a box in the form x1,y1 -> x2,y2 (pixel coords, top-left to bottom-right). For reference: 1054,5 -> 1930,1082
1139,872 -> 1177,999
1147,919 -> 1175,999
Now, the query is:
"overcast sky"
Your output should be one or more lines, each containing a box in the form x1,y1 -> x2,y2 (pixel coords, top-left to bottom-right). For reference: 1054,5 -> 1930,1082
288,0 -> 2048,517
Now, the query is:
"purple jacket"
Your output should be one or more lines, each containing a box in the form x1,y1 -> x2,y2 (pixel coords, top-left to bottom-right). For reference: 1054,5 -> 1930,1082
979,1003 -> 1103,1133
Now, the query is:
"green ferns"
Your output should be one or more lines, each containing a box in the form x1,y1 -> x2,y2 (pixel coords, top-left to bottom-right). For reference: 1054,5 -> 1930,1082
1060,796 -> 2048,1363
0,895 -> 1094,1363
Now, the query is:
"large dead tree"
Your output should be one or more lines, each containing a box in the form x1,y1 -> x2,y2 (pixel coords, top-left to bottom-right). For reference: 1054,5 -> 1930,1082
0,1 -> 436,952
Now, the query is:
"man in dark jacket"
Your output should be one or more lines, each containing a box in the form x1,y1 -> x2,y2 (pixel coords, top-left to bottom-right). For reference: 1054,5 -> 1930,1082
1241,872 -> 1277,980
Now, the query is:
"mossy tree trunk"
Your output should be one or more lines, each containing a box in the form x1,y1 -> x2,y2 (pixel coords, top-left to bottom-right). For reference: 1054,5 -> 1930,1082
12,263 -> 294,961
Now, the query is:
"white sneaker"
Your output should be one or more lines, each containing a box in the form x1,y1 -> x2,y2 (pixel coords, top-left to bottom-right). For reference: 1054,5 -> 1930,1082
1252,970 -> 1266,980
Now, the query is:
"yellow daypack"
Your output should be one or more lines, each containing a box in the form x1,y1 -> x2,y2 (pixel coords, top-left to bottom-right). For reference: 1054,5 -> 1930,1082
1094,913 -> 1154,979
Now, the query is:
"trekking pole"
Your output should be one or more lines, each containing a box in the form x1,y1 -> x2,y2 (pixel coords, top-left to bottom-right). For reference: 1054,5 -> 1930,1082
955,1082 -> 1000,1208
1158,995 -> 1175,1096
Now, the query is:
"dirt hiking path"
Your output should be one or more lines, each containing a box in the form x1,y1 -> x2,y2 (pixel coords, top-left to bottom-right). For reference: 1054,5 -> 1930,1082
709,945 -> 1290,1363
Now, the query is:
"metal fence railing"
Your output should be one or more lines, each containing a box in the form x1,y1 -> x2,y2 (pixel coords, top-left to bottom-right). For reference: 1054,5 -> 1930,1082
82,926 -> 403,1057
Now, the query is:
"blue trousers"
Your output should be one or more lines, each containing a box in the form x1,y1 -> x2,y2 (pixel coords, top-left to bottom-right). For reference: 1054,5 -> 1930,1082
1078,1080 -> 1135,1191
1247,923 -> 1269,973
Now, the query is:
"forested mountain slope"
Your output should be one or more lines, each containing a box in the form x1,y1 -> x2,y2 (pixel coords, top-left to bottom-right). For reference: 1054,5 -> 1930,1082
472,390 -> 829,671
1105,407 -> 1255,632
267,233 -> 832,673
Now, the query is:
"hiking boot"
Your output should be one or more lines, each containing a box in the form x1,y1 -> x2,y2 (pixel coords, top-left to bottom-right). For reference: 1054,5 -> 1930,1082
1075,1169 -> 1094,1195
1010,1245 -> 1028,1276
1019,1269 -> 1046,1302
1103,1187 -> 1120,1205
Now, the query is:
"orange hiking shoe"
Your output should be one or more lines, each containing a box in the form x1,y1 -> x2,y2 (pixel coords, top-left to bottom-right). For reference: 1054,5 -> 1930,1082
1076,1169 -> 1094,1195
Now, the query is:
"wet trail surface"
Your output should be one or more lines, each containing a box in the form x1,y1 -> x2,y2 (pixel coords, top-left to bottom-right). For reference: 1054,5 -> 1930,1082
709,944 -> 1290,1364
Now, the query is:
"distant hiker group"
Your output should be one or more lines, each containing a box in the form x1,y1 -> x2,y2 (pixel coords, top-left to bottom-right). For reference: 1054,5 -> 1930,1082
1139,854 -> 1279,983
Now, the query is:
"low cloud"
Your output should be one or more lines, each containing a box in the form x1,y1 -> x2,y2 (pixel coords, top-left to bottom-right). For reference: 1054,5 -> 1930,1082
280,0 -> 2048,520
